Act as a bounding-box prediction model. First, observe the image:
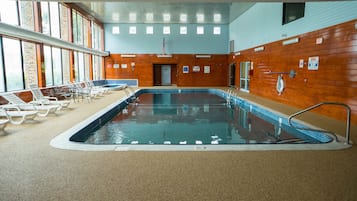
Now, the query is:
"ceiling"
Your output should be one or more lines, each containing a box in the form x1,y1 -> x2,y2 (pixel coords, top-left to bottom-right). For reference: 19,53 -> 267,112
70,0 -> 326,24
75,2 -> 255,24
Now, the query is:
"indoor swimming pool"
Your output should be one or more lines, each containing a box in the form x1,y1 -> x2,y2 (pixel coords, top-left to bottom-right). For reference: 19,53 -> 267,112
51,88 -> 350,151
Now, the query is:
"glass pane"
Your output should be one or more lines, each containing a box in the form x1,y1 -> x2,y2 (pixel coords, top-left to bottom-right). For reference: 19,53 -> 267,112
59,4 -> 69,41
83,18 -> 89,47
240,80 -> 246,90
73,51 -> 79,82
240,63 -> 246,79
44,45 -> 53,86
84,53 -> 90,80
52,47 -> 62,85
0,0 -> 19,25
22,41 -> 38,88
72,10 -> 77,44
19,1 -> 34,30
3,38 -> 24,91
77,14 -> 83,45
41,2 -> 50,35
62,49 -> 70,84
78,52 -> 84,81
50,2 -> 60,38
0,38 -> 5,92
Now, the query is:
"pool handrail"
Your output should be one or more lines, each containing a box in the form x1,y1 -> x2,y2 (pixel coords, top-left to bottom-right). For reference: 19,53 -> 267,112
288,102 -> 351,145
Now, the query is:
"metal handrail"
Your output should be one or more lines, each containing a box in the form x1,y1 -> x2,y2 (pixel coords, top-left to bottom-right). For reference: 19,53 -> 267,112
288,102 -> 351,145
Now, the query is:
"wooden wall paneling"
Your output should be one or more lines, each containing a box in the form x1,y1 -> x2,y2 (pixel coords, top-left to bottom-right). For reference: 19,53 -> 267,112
233,19 -> 357,125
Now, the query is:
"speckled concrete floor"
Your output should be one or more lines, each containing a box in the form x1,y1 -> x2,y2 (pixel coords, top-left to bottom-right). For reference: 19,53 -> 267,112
0,88 -> 356,201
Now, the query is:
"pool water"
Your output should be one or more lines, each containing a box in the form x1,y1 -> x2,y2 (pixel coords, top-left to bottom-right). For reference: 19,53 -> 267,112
73,91 -> 327,145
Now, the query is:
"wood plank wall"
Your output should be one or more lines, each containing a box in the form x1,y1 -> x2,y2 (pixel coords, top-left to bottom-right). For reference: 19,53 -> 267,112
104,54 -> 229,87
229,19 -> 357,125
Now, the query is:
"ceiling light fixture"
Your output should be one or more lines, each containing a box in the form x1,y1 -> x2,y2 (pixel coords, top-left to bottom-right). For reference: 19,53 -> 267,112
121,54 -> 136,58
254,46 -> 264,52
195,54 -> 211,58
282,37 -> 299,45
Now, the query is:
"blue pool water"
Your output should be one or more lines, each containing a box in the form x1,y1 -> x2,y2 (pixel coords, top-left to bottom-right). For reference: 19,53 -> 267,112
69,89 -> 332,145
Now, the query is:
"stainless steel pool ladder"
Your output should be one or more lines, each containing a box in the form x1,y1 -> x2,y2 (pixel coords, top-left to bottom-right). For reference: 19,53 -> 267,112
226,88 -> 237,105
288,102 -> 351,145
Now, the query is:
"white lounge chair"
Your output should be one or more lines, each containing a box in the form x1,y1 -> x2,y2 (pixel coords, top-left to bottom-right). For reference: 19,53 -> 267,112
29,85 -> 71,110
85,80 -> 110,94
0,108 -> 10,131
0,105 -> 38,125
1,93 -> 60,117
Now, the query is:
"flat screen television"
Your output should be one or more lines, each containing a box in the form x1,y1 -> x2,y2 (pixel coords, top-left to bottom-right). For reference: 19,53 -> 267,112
282,3 -> 305,25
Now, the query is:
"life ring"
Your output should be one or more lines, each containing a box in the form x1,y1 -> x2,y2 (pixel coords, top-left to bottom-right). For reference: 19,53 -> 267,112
276,75 -> 285,95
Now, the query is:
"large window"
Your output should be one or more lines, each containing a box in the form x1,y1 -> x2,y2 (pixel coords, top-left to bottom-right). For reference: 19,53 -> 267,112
0,1 -> 19,25
49,2 -> 60,38
52,47 -> 63,85
62,49 -> 71,84
282,3 -> 305,25
41,2 -> 50,35
72,10 -> 84,45
2,38 -> 24,91
43,45 -> 53,86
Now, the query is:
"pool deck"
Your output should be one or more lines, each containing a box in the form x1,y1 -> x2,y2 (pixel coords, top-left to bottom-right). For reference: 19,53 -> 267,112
0,87 -> 356,201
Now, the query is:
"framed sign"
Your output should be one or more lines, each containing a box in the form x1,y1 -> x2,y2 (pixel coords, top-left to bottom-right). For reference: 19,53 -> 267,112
121,64 -> 127,68
183,66 -> 189,73
192,66 -> 200,72
204,66 -> 210,73
113,64 -> 120,69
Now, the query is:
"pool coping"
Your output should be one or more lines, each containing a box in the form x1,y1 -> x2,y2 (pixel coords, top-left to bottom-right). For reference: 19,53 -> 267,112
50,88 -> 352,151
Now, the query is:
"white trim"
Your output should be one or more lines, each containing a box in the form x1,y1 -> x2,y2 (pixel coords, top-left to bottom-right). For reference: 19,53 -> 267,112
0,22 -> 108,57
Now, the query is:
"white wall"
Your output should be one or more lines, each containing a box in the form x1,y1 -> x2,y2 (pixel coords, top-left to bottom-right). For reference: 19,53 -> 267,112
229,1 -> 357,52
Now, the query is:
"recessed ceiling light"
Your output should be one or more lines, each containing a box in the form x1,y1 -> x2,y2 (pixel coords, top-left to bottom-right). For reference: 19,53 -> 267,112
163,13 -> 171,22
197,13 -> 204,23
146,13 -> 154,22
213,13 -> 221,23
129,13 -> 136,22
180,14 -> 187,23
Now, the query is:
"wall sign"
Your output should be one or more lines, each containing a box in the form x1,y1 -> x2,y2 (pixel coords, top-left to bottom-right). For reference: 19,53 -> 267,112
192,66 -> 200,72
121,64 -> 127,68
113,64 -> 120,68
204,66 -> 210,73
183,66 -> 189,73
308,56 -> 319,70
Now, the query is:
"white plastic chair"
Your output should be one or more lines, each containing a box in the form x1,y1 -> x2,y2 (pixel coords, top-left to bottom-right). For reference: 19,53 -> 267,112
29,85 -> 70,110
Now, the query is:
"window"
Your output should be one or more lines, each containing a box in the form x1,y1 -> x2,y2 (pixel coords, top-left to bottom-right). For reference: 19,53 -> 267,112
43,45 -> 53,86
112,26 -> 120,34
129,26 -> 136,34
78,52 -> 85,81
62,49 -> 70,84
0,0 -> 19,25
52,47 -> 63,85
180,26 -> 187,35
41,2 -> 50,35
197,26 -> 204,35
84,53 -> 90,81
213,26 -> 221,35
163,26 -> 170,35
2,38 -> 24,91
146,26 -> 153,34
92,55 -> 102,80
49,2 -> 60,38
83,17 -> 89,47
239,61 -> 251,92
283,3 -> 305,25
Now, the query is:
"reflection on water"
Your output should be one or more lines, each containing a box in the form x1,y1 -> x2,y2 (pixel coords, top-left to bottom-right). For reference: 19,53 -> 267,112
84,92 -> 320,145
